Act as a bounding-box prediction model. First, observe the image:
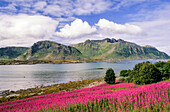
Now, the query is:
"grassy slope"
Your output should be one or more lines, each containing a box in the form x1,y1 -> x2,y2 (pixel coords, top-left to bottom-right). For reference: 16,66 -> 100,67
71,40 -> 170,60
17,41 -> 83,60
0,47 -> 29,60
0,39 -> 169,61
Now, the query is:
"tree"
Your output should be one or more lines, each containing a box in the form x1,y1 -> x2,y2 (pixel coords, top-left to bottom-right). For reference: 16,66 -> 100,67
129,61 -> 162,85
119,69 -> 131,77
154,61 -> 170,80
164,61 -> 170,79
104,68 -> 116,84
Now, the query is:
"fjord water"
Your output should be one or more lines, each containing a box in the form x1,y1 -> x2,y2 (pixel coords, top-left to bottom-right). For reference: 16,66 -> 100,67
0,60 -> 159,91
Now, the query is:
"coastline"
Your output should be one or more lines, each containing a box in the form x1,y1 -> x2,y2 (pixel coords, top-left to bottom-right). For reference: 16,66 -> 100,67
0,59 -> 100,65
148,59 -> 170,61
1,59 -> 169,65
0,78 -> 104,103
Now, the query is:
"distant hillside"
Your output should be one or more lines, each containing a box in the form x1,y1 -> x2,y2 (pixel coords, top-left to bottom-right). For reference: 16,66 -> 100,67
71,38 -> 170,60
0,47 -> 29,60
17,41 -> 83,60
1,38 -> 169,61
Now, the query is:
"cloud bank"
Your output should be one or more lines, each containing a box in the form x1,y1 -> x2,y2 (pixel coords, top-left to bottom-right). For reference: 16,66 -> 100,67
0,14 -> 58,47
55,19 -> 96,38
0,15 -> 143,47
96,19 -> 143,35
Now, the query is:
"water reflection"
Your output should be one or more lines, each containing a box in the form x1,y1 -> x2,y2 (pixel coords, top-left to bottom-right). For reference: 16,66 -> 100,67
0,60 -> 160,91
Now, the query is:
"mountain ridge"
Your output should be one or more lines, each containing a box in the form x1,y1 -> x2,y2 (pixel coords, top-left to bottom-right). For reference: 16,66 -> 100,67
0,38 -> 169,60
17,40 -> 83,60
71,38 -> 170,59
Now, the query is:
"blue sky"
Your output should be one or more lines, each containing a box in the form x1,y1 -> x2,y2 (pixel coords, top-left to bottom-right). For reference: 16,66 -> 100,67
0,0 -> 170,55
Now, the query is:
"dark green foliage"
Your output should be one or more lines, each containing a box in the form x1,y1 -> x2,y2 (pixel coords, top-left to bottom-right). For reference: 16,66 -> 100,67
125,76 -> 131,83
129,61 -> 162,85
119,69 -> 131,77
154,61 -> 170,80
0,47 -> 28,60
104,68 -> 116,84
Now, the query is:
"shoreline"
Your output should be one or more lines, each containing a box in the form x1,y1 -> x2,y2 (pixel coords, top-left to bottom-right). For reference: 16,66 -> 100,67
0,59 -> 100,65
0,78 -> 105,103
0,59 -> 169,65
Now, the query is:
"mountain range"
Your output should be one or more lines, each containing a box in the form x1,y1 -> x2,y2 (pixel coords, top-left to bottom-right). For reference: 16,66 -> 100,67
0,38 -> 169,60
71,38 -> 170,59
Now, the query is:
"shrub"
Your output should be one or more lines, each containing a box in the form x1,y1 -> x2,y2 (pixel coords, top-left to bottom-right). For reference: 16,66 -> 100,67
119,69 -> 131,77
104,68 -> 116,84
125,76 -> 131,83
117,77 -> 125,81
129,61 -> 161,85
154,61 -> 170,80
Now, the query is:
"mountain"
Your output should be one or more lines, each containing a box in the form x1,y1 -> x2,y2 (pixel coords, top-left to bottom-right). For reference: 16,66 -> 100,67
1,38 -> 169,61
17,40 -> 83,60
0,47 -> 29,60
71,38 -> 170,59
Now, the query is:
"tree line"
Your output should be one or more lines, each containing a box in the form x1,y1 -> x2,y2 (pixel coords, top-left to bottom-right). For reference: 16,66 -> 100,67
104,61 -> 170,85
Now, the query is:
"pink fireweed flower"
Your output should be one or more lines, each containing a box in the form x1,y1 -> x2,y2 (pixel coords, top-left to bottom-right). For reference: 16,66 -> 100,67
0,81 -> 169,112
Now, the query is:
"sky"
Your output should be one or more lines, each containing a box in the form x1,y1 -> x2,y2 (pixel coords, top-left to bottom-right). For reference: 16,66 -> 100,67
0,0 -> 170,55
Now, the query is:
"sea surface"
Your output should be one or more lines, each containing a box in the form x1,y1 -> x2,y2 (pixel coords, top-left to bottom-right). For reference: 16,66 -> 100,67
0,60 -> 161,91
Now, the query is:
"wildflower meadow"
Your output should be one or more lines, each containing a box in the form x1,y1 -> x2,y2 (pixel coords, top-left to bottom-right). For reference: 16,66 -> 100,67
0,81 -> 169,112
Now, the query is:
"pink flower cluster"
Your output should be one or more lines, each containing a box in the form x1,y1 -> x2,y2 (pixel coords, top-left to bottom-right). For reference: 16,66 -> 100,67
0,81 -> 169,112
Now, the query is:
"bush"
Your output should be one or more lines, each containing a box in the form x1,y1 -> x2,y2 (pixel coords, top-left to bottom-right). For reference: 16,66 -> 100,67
154,61 -> 170,80
119,69 -> 131,77
117,77 -> 125,81
125,76 -> 131,83
104,68 -> 116,84
129,61 -> 161,85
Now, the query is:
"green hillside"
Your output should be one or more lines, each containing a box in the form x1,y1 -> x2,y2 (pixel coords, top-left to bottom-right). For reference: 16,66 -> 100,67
0,47 -> 29,60
71,38 -> 170,60
17,40 -> 83,60
1,38 -> 169,61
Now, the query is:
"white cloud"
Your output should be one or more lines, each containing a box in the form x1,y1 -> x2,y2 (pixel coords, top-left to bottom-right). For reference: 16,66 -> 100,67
43,5 -> 66,17
73,0 -> 111,15
0,14 -> 59,47
42,0 -> 112,17
123,3 -> 170,55
0,0 -> 112,18
112,0 -> 149,10
33,1 -> 47,11
0,3 -> 17,13
53,18 -> 145,47
55,19 -> 97,38
96,19 -> 143,35
127,2 -> 170,21
130,19 -> 170,55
